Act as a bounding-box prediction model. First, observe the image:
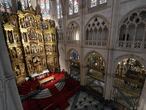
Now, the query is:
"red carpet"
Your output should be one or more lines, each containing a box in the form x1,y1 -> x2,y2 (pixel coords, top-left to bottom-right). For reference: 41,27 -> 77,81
18,72 -> 80,110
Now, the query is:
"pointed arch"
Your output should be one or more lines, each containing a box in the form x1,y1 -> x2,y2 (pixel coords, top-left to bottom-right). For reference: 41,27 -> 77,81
85,15 -> 109,47
118,6 -> 146,49
84,51 -> 106,96
67,21 -> 80,44
67,48 -> 80,81
113,54 -> 146,109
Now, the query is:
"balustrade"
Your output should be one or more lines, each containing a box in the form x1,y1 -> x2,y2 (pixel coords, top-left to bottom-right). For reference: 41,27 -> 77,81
84,40 -> 107,47
66,40 -> 80,45
118,41 -> 145,49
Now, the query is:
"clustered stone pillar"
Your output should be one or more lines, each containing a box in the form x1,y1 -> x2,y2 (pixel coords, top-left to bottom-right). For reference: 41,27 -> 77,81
79,0 -> 85,86
0,21 -> 23,110
60,0 -> 69,72
104,0 -> 120,100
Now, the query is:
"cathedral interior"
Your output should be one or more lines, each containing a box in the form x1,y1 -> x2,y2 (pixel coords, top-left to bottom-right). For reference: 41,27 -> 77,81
0,0 -> 146,110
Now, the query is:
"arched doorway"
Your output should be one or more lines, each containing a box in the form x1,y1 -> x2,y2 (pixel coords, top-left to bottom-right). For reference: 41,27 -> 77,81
85,51 -> 105,96
113,58 -> 146,110
68,49 -> 80,81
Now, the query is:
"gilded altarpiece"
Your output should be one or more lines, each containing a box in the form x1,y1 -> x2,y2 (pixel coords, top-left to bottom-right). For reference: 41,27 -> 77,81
3,9 -> 59,83
18,10 -> 47,74
42,20 -> 59,69
4,15 -> 26,83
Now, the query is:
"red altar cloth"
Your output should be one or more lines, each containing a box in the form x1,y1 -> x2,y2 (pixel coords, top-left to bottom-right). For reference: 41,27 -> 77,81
18,72 -> 65,95
20,72 -> 80,110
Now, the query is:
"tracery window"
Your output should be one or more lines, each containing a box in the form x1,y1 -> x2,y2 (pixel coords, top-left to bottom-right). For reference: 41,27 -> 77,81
74,0 -> 79,13
90,0 -> 97,8
118,9 -> 146,49
90,0 -> 107,8
69,0 -> 79,15
85,16 -> 108,47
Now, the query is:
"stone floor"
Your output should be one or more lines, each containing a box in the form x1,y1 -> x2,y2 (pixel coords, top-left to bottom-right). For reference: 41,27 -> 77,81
65,91 -> 117,110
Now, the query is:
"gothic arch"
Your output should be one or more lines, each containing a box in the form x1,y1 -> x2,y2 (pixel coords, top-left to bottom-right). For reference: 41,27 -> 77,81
67,21 -> 80,29
67,48 -> 80,81
67,48 -> 80,60
113,54 -> 146,109
118,6 -> 146,49
114,54 -> 146,71
85,15 -> 109,47
84,51 -> 106,79
119,6 -> 146,25
85,14 -> 110,28
84,51 -> 106,65
66,21 -> 80,43
84,51 -> 105,96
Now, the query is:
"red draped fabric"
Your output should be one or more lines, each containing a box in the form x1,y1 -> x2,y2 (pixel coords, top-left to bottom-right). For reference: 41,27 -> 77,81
18,72 -> 80,110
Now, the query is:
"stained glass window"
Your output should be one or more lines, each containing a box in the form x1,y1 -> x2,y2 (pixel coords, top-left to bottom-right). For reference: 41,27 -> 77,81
99,0 -> 107,4
90,0 -> 107,8
57,0 -> 63,19
69,0 -> 73,15
90,0 -> 97,8
69,49 -> 79,61
69,0 -> 79,15
74,0 -> 79,13
40,0 -> 50,19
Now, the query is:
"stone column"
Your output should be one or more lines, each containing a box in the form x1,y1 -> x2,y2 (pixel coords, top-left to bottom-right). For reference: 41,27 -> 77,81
138,78 -> 146,110
0,60 -> 5,110
60,0 -> 69,72
136,21 -> 146,110
0,20 -> 23,110
104,0 -> 120,100
79,0 -> 86,86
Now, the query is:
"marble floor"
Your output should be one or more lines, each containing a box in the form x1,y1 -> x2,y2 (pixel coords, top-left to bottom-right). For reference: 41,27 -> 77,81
65,90 -> 117,110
